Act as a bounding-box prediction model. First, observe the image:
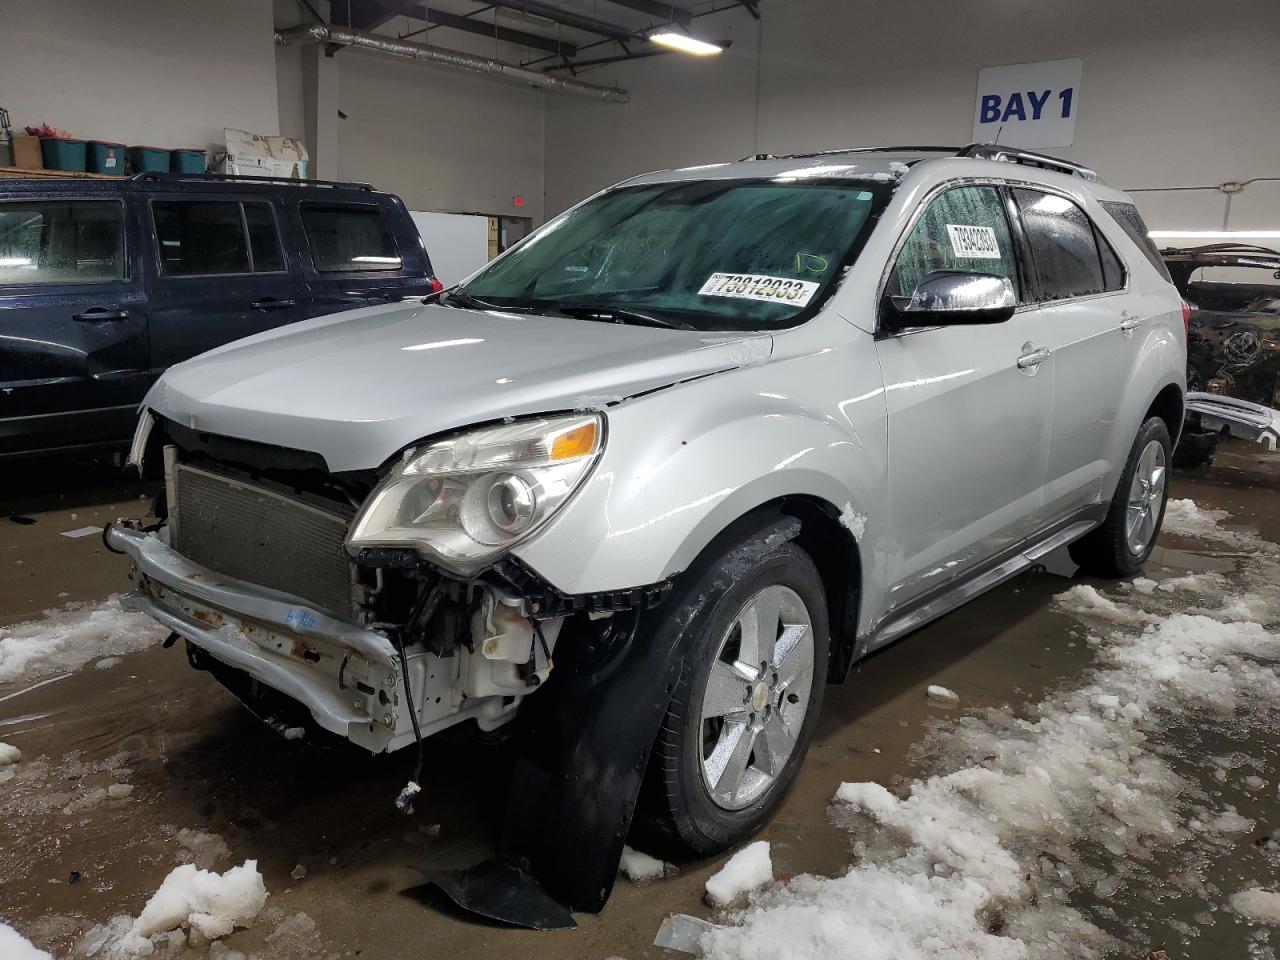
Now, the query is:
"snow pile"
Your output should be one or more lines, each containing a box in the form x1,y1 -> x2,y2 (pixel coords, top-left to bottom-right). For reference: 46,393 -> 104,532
1161,498 -> 1232,538
701,500 -> 1280,960
135,861 -> 267,939
0,599 -> 167,684
0,741 -> 22,766
1231,888 -> 1280,924
0,924 -> 53,960
705,841 -> 773,907
619,845 -> 675,884
1056,584 -> 1152,624
926,685 -> 959,704
77,861 -> 267,957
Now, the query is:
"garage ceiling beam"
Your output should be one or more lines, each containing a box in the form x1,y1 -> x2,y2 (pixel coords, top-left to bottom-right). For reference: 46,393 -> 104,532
412,6 -> 579,54
600,0 -> 691,27
482,0 -> 641,41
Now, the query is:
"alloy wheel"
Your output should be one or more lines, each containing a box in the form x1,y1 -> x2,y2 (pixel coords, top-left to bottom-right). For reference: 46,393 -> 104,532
1126,439 -> 1167,555
698,584 -> 815,811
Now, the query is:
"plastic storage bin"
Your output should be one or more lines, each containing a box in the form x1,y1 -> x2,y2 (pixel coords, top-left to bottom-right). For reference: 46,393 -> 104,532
87,141 -> 126,175
40,138 -> 88,172
169,148 -> 207,174
127,146 -> 170,173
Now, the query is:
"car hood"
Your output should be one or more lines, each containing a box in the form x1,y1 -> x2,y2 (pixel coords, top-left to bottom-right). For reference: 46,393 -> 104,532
145,301 -> 773,472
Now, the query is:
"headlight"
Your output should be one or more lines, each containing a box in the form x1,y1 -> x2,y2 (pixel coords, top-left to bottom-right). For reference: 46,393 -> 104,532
347,414 -> 603,574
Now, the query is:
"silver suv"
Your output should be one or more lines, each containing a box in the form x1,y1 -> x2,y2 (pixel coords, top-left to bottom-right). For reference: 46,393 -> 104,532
110,145 -> 1186,921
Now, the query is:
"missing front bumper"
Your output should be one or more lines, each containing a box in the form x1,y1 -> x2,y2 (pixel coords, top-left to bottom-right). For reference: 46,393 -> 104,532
106,524 -> 505,753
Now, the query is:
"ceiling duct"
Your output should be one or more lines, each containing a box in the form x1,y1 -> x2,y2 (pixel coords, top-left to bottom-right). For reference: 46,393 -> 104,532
275,23 -> 629,103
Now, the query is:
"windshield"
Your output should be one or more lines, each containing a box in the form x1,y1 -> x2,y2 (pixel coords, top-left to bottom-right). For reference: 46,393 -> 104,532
456,179 -> 888,332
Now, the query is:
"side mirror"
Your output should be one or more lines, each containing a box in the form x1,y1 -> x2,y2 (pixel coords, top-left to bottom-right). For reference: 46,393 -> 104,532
891,271 -> 1017,327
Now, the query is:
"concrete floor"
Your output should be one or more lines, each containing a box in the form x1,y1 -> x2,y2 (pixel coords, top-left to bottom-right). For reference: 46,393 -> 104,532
1,443 -> 1277,959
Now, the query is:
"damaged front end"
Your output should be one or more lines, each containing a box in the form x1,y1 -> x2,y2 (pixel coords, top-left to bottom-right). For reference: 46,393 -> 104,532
114,412 -> 676,926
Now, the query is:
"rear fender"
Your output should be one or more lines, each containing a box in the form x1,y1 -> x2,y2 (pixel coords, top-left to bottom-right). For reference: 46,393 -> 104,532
1104,308 -> 1185,498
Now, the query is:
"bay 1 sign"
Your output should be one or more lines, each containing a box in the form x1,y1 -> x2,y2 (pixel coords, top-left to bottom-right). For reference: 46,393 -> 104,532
972,58 -> 1083,149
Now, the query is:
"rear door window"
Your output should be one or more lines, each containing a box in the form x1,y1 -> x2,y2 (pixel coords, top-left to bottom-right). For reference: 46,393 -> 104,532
300,204 -> 401,272
153,201 -> 250,276
151,200 -> 287,276
1012,189 -> 1104,301
0,199 -> 124,285
1100,200 -> 1172,281
888,185 -> 1020,302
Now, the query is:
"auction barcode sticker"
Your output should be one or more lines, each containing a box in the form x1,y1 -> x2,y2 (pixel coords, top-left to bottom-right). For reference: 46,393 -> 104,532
945,224 -> 1002,259
698,273 -> 820,306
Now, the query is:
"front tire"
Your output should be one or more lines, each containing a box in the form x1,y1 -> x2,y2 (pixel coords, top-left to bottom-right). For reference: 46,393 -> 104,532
1070,416 -> 1172,578
637,533 -> 829,856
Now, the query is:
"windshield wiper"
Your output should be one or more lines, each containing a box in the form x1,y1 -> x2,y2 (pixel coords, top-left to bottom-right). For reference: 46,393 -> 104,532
439,289 -> 502,311
547,303 -> 694,330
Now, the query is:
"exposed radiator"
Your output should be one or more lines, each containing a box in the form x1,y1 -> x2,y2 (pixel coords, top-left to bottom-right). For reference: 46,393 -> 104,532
171,462 -> 355,618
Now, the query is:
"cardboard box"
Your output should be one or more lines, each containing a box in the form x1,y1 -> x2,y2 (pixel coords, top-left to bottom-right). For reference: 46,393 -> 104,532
11,135 -> 43,170
213,128 -> 309,179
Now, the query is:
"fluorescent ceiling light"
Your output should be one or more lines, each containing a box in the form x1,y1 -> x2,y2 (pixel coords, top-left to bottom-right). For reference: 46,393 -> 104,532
1149,230 -> 1280,240
649,30 -> 723,56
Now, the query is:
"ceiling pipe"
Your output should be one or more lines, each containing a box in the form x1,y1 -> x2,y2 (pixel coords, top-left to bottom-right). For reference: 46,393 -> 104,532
275,23 -> 630,103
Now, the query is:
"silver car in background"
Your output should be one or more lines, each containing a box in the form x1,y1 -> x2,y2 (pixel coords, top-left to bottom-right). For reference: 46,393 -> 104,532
110,144 -> 1186,923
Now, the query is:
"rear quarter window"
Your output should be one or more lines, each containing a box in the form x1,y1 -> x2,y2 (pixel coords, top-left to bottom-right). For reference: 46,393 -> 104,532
1100,200 -> 1172,282
300,203 -> 402,273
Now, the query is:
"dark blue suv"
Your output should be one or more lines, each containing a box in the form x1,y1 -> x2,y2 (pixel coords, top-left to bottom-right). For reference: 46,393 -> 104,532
0,172 -> 437,458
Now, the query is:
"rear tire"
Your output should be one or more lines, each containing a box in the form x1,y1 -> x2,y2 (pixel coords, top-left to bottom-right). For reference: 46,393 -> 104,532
636,533 -> 829,856
1069,416 -> 1172,578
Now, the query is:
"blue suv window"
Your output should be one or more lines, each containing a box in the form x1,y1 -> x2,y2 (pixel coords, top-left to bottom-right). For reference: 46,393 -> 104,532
152,200 -> 285,276
301,204 -> 401,273
0,200 -> 124,285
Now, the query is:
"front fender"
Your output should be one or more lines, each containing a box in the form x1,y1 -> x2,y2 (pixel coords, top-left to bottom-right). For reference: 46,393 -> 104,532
512,333 -> 890,623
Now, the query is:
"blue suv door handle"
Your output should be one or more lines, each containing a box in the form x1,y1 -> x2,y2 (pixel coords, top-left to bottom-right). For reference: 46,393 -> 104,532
250,298 -> 296,311
73,307 -> 130,323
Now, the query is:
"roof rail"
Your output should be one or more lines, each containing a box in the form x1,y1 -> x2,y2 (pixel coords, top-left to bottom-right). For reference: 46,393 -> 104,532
958,144 -> 1100,182
131,171 -> 374,191
739,145 -> 961,162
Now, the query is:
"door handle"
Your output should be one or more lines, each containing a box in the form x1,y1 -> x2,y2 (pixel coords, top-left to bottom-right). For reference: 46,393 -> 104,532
1017,346 -> 1052,369
73,307 -> 130,323
1119,312 -> 1144,332
250,298 -> 296,311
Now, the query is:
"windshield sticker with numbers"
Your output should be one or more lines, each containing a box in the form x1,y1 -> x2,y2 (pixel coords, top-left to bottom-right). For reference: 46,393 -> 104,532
946,224 -> 1002,259
698,273 -> 820,306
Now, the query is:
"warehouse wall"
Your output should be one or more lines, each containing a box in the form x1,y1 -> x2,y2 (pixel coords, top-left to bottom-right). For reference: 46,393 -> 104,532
337,51 -> 545,222
275,21 -> 547,222
0,0 -> 279,153
544,0 -> 1280,230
